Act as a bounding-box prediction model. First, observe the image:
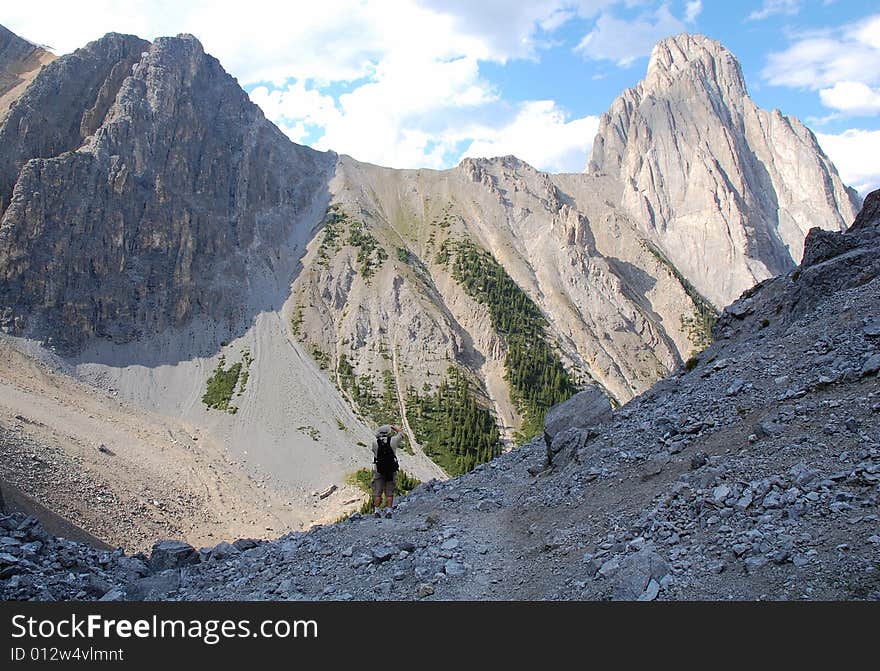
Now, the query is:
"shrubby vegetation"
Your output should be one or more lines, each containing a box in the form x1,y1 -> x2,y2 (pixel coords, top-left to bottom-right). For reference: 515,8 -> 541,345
336,468 -> 421,521
202,356 -> 242,413
297,425 -> 321,441
440,238 -> 577,440
406,367 -> 500,476
290,305 -> 304,338
348,220 -> 388,280
336,356 -> 413,455
338,356 -> 399,425
202,348 -> 255,414
315,204 -> 389,280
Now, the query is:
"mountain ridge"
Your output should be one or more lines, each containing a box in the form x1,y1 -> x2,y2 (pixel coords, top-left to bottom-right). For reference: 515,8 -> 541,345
0,24 -> 865,541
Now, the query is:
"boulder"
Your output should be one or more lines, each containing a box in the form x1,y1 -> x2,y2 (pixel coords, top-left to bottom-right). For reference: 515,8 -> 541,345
210,541 -> 241,560
545,427 -> 599,470
370,546 -> 395,563
611,548 -> 670,601
544,387 -> 612,446
125,570 -> 181,601
543,386 -> 612,468
148,540 -> 199,572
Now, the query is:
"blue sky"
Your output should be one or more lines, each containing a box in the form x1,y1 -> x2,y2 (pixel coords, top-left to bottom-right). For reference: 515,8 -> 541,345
4,1 -> 880,194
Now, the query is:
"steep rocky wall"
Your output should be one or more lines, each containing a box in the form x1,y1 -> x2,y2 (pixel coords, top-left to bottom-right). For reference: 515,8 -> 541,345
0,25 -> 55,123
0,32 -> 148,214
0,33 -> 335,352
588,33 -> 861,308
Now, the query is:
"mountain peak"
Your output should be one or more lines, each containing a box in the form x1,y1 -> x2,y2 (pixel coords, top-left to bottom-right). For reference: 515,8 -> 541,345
644,32 -> 746,95
587,33 -> 859,309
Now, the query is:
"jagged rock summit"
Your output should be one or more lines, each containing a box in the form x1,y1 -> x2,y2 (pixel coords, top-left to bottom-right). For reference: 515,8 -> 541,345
0,30 -> 333,350
588,33 -> 861,308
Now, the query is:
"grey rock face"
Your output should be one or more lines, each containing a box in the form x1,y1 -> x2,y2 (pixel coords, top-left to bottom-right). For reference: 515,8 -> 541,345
0,32 -> 334,352
611,548 -> 670,601
542,386 -> 613,469
0,32 -> 149,214
587,33 -> 861,308
715,189 -> 880,344
125,570 -> 180,601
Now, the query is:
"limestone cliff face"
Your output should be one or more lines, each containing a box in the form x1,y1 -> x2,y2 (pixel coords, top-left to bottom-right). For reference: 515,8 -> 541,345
587,33 -> 861,308
0,32 -> 147,214
0,25 -> 54,122
0,32 -> 334,351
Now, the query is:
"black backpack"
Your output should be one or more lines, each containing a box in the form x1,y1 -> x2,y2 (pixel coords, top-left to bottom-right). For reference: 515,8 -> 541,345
375,433 -> 399,478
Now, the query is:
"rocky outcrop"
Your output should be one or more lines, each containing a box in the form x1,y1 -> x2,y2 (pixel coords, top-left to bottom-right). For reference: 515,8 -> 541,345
0,32 -> 148,214
716,188 -> 880,344
543,386 -> 614,445
0,25 -> 54,123
588,33 -> 861,308
540,386 -> 612,470
0,32 -> 334,351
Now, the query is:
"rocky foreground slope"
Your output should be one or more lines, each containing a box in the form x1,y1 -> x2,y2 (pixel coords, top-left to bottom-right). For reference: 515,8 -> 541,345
3,191 -> 878,601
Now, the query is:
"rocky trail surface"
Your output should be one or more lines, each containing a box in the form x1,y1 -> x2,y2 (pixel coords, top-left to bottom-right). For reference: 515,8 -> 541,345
3,191 -> 878,601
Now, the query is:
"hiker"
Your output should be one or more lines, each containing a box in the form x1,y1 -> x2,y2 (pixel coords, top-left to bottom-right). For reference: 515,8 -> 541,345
372,424 -> 403,518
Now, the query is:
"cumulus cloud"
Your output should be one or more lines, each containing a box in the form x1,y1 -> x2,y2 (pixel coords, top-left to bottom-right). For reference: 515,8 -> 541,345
460,101 -> 600,173
762,14 -> 880,90
819,81 -> 880,116
248,50 -> 499,169
3,0 -> 502,84
748,0 -> 801,22
816,129 -> 880,197
415,0 -> 614,62
574,4 -> 686,66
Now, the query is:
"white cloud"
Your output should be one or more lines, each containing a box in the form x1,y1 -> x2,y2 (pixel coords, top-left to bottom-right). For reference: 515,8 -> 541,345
248,51 -> 499,169
816,129 -> 880,197
762,15 -> 880,90
3,1 -> 505,84
748,0 -> 801,22
415,1 -> 625,60
685,1 -> 702,24
819,81 -> 880,116
460,101 -> 600,172
575,4 -> 686,66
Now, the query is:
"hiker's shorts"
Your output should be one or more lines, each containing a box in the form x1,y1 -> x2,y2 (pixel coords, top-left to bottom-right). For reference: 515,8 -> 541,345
372,471 -> 397,498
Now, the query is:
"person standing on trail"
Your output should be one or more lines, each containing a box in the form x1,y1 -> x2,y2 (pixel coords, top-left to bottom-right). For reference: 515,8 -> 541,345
372,424 -> 403,518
